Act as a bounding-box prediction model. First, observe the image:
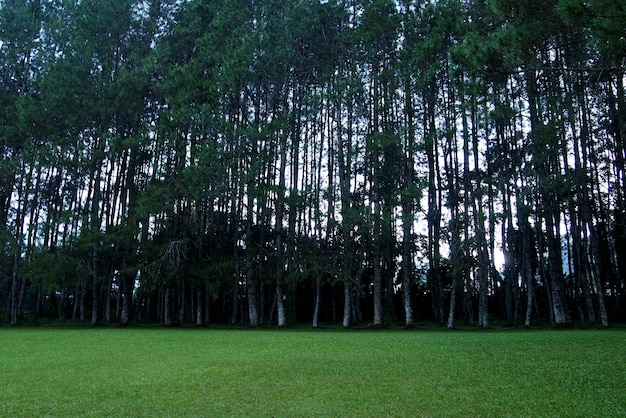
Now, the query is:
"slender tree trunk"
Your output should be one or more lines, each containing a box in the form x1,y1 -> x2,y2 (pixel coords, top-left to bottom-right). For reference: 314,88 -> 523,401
32,282 -> 42,325
400,2 -> 416,329
245,177 -> 259,327
119,267 -> 133,327
276,283 -> 286,328
425,92 -> 444,324
503,194 -> 518,326
335,89 -> 354,328
178,280 -> 186,324
71,279 -> 79,321
373,258 -> 383,327
91,273 -> 100,326
342,282 -> 351,329
164,287 -> 172,327
119,288 -> 132,327
402,231 -> 414,327
10,254 -> 19,326
521,222 -> 535,328
546,215 -> 568,326
105,275 -> 113,323
246,259 -> 258,327
231,287 -> 238,325
588,221 -> 609,327
312,275 -> 321,328
205,284 -> 210,325
196,286 -> 203,326
9,172 -> 25,326
447,288 -> 457,330
446,118 -> 461,329
275,120 -> 288,328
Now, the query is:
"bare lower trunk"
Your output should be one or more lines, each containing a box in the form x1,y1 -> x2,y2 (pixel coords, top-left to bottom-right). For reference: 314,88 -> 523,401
259,281 -> 266,325
231,290 -> 238,325
10,254 -> 19,326
247,290 -> 258,327
594,280 -> 609,327
17,271 -> 26,322
342,281 -> 351,329
589,237 -> 609,327
80,279 -> 86,322
477,245 -> 489,328
430,265 -> 444,324
120,293 -> 131,327
196,287 -> 203,326
119,275 -> 132,327
447,288 -> 456,330
164,287 -> 172,327
91,275 -> 100,326
521,220 -> 534,328
403,267 -> 413,327
71,279 -> 80,321
525,274 -> 534,328
205,286 -> 211,324
547,230 -> 568,326
312,276 -> 321,328
276,284 -> 286,327
178,280 -> 186,323
247,261 -> 258,327
105,275 -> 113,322
32,283 -> 42,325
373,262 -> 383,327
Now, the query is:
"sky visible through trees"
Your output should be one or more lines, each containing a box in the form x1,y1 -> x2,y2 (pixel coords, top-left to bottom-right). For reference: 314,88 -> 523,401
1,0 -> 625,328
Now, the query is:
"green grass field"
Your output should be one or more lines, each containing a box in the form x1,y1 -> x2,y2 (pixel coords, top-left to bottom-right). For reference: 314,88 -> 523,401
1,326 -> 625,417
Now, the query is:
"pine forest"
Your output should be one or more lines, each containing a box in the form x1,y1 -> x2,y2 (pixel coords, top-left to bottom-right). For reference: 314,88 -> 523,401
1,0 -> 625,328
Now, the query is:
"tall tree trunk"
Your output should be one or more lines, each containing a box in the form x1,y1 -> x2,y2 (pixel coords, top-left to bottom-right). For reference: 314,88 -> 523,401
78,279 -> 86,322
312,275 -> 321,328
546,212 -> 568,326
526,69 -> 568,326
164,287 -> 172,327
246,262 -> 258,327
447,288 -> 457,330
119,266 -> 133,327
587,218 -> 609,327
336,89 -> 354,328
275,118 -> 288,328
425,90 -> 444,324
10,254 -> 19,326
205,284 -> 211,325
467,87 -> 489,328
105,274 -> 113,323
196,286 -> 203,326
91,273 -> 100,326
342,282 -> 352,329
276,283 -> 286,328
373,256 -> 383,327
402,223 -> 414,327
520,220 -> 535,328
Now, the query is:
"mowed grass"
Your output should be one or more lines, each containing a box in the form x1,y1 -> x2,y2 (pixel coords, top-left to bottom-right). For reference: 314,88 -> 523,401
1,327 -> 625,417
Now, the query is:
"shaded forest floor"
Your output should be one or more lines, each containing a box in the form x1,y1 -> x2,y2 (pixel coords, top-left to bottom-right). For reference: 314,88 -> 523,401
6,316 -> 626,331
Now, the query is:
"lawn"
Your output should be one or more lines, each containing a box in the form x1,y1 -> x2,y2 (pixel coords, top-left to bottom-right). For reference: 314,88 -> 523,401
1,326 -> 625,417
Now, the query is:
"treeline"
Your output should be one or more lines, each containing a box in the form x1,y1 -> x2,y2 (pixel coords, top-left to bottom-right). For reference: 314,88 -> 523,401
1,0 -> 624,328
